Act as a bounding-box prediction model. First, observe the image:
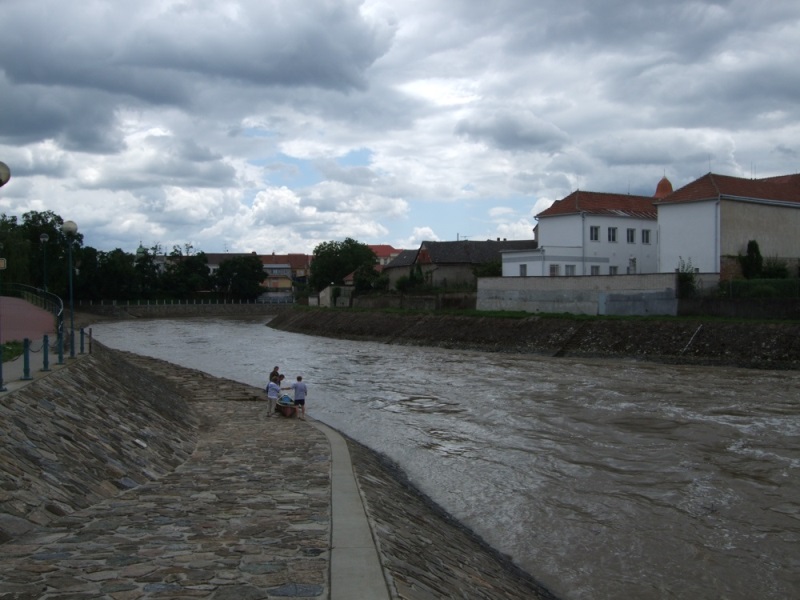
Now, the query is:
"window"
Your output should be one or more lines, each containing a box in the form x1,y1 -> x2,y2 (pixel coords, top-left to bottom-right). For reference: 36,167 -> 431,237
590,266 -> 600,275
627,228 -> 636,243
519,264 -> 527,277
608,227 -> 617,242
549,264 -> 560,276
609,266 -> 618,275
641,229 -> 651,244
565,264 -> 576,276
590,226 -> 600,241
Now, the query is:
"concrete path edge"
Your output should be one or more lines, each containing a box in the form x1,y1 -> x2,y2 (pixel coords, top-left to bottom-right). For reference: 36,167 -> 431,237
310,420 -> 392,600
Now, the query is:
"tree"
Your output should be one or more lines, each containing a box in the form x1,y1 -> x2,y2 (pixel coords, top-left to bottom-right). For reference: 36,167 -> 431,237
0,214 -> 30,285
134,244 -> 163,298
98,249 -> 139,300
214,254 -> 267,300
309,238 -> 377,292
163,252 -> 211,298
739,240 -> 763,279
352,263 -> 380,291
473,260 -> 501,278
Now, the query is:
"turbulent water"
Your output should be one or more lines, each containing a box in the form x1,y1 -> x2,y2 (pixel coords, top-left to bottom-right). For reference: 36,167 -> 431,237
90,317 -> 800,600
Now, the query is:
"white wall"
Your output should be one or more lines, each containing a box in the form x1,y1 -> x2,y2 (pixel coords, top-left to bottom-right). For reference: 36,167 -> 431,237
478,273 -> 682,315
506,214 -> 657,276
658,201 -> 719,273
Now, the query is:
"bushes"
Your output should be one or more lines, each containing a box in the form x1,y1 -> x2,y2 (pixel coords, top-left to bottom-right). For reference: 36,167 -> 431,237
719,278 -> 800,298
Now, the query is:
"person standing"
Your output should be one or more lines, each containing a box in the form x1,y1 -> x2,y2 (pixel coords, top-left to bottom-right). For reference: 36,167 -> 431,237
291,375 -> 308,420
269,366 -> 281,383
266,375 -> 281,418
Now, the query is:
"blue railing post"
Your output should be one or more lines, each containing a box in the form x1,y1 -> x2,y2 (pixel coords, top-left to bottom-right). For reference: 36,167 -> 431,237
42,335 -> 50,371
80,328 -> 85,354
0,345 -> 6,392
21,338 -> 32,380
57,330 -> 64,365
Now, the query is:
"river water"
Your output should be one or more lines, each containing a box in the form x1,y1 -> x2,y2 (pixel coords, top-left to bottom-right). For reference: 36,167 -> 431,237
90,317 -> 800,600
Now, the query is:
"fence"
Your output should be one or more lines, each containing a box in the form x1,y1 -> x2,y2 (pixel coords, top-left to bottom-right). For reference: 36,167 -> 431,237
0,328 -> 90,392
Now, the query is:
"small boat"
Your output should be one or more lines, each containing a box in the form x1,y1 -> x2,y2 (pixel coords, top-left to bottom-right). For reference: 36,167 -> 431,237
276,394 -> 297,418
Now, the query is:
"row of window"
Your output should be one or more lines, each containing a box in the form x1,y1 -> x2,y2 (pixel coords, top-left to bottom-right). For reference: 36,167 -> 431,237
589,226 -> 651,244
549,265 -> 619,276
517,264 -> 625,276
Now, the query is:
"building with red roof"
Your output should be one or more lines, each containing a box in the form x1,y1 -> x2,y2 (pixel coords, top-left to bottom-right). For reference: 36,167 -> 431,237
656,172 -> 800,278
502,171 -> 800,281
504,179 -> 663,277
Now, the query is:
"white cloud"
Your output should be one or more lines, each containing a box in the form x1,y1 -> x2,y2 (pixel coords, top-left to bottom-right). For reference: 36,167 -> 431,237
1,0 -> 798,254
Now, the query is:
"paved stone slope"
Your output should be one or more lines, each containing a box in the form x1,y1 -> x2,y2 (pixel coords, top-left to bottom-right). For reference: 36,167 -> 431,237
120,351 -> 557,599
1,345 -> 557,599
0,347 -> 198,542
268,309 -> 800,370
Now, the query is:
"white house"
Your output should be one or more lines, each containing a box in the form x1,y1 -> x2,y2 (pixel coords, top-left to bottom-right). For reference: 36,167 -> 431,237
656,172 -> 800,278
502,178 -> 669,277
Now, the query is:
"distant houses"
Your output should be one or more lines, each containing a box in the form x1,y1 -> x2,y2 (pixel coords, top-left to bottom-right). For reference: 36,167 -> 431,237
384,239 -> 538,289
500,172 -> 800,281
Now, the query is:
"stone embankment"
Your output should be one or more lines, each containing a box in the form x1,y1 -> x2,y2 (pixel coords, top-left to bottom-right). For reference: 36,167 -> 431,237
267,309 -> 800,370
0,343 -> 555,599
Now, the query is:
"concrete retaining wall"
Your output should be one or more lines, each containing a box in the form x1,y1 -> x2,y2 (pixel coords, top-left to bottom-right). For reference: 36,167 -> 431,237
477,273 -> 685,315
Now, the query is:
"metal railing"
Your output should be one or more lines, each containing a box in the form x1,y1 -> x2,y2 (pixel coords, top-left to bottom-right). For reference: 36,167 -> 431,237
0,328 -> 90,392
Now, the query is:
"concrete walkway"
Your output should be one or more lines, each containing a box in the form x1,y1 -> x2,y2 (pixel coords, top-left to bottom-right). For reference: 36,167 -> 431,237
0,296 -> 82,392
312,422 -> 390,600
0,296 -> 58,344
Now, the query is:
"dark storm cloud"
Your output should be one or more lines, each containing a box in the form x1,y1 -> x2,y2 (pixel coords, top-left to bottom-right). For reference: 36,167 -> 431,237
455,110 -> 569,152
0,0 -> 392,145
1,0 -> 798,253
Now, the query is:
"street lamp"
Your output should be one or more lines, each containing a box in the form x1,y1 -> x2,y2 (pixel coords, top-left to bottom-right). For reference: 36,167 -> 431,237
62,220 -> 78,358
40,233 -> 49,291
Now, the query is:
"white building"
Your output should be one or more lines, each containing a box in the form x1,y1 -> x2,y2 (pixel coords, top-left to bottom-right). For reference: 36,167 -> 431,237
502,179 -> 670,277
656,172 -> 800,277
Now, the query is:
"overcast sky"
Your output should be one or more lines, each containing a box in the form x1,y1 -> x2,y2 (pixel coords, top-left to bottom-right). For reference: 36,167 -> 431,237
1,0 -> 799,255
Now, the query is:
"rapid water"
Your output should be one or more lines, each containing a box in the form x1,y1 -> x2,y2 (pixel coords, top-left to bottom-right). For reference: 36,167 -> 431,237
91,317 -> 800,600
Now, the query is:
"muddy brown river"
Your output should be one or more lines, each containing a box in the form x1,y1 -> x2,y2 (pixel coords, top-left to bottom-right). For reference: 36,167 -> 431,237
92,318 -> 800,599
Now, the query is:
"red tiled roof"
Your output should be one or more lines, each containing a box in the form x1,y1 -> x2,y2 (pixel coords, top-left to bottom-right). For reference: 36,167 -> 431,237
368,244 -> 403,259
537,190 -> 657,220
262,253 -> 311,269
659,172 -> 800,205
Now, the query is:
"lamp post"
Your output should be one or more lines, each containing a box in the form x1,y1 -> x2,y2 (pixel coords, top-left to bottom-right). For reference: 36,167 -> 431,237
62,220 -> 78,358
40,233 -> 49,291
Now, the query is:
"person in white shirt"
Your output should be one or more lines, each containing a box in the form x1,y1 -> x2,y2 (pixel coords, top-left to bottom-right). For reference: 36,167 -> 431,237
266,375 -> 281,418
290,375 -> 308,420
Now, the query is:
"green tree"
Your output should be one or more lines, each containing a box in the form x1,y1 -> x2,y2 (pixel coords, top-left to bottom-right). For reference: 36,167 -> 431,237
761,255 -> 789,279
677,256 -> 697,298
352,263 -> 380,291
0,214 -> 30,285
98,249 -> 138,300
473,260 -> 501,278
739,240 -> 763,279
134,244 -> 163,298
215,254 -> 267,300
163,252 -> 211,298
309,238 -> 377,292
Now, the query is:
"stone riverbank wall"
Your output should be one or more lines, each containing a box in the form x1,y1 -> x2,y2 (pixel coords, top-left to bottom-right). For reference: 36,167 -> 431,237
0,343 -> 555,599
268,308 -> 800,370
0,346 -> 200,542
